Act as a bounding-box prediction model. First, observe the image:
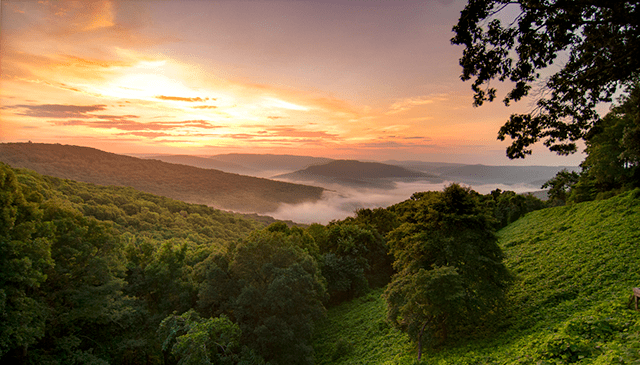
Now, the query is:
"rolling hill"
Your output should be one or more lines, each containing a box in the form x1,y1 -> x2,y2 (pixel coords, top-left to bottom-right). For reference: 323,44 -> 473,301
313,189 -> 640,363
139,154 -> 260,176
209,153 -> 334,176
273,159 -> 442,189
0,143 -> 324,213
387,161 -> 579,187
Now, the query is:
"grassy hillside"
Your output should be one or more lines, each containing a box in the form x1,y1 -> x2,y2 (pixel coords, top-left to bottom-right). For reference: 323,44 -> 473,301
313,190 -> 640,364
0,143 -> 324,213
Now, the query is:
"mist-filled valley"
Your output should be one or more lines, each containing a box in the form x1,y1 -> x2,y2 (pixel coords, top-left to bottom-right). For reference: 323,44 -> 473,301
2,141 -> 639,365
1,143 -> 577,224
142,150 -> 576,224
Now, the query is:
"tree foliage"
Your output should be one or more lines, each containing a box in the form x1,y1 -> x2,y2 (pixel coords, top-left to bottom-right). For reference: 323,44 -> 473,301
158,310 -> 264,365
541,169 -> 580,204
384,184 -> 511,359
452,0 -> 640,158
0,164 -> 53,358
542,84 -> 640,203
0,165 -> 265,364
575,84 -> 640,196
197,226 -> 326,365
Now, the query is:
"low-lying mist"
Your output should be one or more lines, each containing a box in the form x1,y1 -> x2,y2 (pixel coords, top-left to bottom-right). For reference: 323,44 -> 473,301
266,180 -> 542,224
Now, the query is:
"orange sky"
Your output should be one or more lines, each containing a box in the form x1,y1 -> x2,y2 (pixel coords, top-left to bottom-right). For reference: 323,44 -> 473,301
0,0 -> 586,165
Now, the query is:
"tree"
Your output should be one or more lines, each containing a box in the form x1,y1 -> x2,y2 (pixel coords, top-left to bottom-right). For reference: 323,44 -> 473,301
196,225 -> 326,365
384,184 -> 511,360
577,84 -> 640,194
452,0 -> 640,159
0,164 -> 53,359
541,169 -> 580,204
158,310 -> 264,365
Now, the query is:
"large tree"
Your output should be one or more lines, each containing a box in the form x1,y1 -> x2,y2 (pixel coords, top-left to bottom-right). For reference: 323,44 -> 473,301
452,0 -> 640,159
196,225 -> 325,365
384,184 -> 511,360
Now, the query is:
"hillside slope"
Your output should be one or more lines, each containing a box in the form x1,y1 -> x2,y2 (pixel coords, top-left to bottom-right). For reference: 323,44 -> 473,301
313,190 -> 640,364
275,160 -> 442,188
0,143 -> 324,213
210,153 -> 333,174
141,154 -> 260,176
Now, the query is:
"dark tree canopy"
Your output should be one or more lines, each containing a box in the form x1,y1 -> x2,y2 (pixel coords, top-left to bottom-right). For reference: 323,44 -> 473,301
384,184 -> 511,360
452,0 -> 640,158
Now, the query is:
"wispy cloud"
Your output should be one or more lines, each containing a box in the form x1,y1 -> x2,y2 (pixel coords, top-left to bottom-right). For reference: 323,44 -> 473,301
155,95 -> 215,102
386,96 -> 436,115
192,105 -> 218,109
7,104 -> 107,118
120,131 -> 173,139
49,118 -> 223,132
266,126 -> 339,139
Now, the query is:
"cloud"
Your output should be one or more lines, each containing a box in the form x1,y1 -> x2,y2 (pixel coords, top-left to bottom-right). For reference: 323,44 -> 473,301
266,126 -> 339,139
155,95 -> 214,102
192,105 -> 218,109
266,180 -> 544,225
7,104 -> 107,118
353,135 -> 434,149
266,182 -> 447,224
119,131 -> 173,139
386,96 -> 436,115
50,118 -> 223,132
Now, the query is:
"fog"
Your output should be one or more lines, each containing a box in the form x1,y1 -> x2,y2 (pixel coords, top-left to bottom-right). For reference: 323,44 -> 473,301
266,180 -> 543,224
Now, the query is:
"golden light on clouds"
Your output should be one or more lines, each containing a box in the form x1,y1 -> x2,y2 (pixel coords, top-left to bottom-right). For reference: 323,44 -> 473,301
0,0 -> 585,165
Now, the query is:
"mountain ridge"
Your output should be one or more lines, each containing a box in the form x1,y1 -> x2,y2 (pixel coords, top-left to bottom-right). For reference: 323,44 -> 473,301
0,143 -> 324,214
273,159 -> 442,189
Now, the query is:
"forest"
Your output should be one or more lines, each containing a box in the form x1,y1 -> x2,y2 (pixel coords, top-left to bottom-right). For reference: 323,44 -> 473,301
3,0 -> 640,363
1,159 -> 549,364
1,88 -> 639,363
1,81 -> 639,365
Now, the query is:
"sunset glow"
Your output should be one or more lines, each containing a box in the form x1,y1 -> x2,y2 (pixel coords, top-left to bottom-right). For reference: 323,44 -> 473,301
1,0 -> 585,165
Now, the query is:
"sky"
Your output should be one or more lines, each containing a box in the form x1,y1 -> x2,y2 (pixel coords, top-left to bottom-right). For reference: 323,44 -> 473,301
0,0 -> 588,165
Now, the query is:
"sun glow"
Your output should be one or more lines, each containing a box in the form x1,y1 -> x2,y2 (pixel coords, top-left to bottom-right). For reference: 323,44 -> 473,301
0,0 -> 586,164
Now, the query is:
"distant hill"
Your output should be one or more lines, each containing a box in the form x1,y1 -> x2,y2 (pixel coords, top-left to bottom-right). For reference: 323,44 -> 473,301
274,160 -> 442,189
141,154 -> 259,176
384,160 -> 578,188
438,164 -> 579,186
0,143 -> 324,213
209,153 -> 334,175
383,160 -> 467,174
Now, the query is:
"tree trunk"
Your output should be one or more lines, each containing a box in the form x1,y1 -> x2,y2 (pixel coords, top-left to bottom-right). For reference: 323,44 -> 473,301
417,320 -> 428,361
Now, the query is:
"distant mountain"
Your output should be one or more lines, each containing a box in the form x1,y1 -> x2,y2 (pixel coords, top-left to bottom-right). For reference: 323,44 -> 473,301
142,154 -> 259,176
384,160 -> 578,187
209,153 -> 334,175
438,164 -> 580,186
0,143 -> 324,213
384,160 -> 467,174
274,159 -> 442,189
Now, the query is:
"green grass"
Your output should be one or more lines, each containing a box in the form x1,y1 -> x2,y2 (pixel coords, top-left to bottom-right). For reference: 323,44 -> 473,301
313,289 -> 416,364
313,189 -> 640,364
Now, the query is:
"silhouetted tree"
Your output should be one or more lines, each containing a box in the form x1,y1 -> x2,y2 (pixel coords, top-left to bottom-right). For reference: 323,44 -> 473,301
452,0 -> 640,159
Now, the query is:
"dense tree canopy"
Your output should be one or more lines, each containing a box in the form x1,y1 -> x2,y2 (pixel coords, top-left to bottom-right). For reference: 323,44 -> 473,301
1,163 -> 546,363
197,226 -> 326,365
0,164 -> 53,358
452,0 -> 640,158
384,184 -> 511,360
